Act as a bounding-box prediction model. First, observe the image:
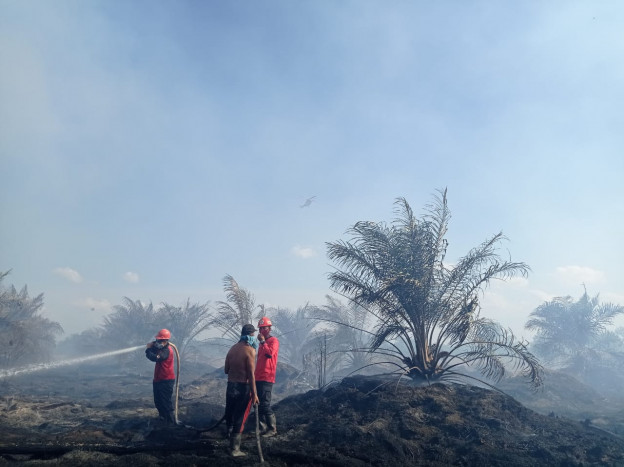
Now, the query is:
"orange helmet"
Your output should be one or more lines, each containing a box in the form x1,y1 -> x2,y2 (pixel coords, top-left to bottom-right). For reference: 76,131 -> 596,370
155,329 -> 171,340
258,317 -> 272,328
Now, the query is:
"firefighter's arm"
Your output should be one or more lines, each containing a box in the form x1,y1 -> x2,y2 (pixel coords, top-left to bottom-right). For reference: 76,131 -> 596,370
262,336 -> 279,359
145,344 -> 159,362
158,347 -> 170,360
224,353 -> 230,374
247,349 -> 259,405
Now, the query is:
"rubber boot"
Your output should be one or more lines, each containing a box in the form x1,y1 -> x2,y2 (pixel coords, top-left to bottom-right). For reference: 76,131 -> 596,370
262,414 -> 277,437
230,433 -> 246,457
258,414 -> 267,434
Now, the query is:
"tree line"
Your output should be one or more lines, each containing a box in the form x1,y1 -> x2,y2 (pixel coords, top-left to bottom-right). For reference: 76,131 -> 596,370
2,189 -> 624,394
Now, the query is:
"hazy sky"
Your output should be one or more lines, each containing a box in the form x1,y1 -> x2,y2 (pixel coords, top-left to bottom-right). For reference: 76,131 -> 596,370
2,1 -> 623,338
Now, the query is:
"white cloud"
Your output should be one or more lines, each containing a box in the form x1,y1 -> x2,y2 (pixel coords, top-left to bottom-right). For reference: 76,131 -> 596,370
53,267 -> 83,283
123,271 -> 140,283
291,245 -> 317,259
554,265 -> 605,286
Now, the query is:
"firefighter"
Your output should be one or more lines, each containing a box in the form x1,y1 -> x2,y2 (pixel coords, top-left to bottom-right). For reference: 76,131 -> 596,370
224,323 -> 260,457
255,316 -> 279,437
145,329 -> 177,425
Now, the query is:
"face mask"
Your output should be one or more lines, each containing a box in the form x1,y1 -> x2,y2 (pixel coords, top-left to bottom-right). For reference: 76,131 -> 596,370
242,335 -> 259,350
154,341 -> 166,349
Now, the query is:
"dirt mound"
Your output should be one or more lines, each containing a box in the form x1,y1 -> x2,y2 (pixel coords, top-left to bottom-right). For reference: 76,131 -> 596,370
1,372 -> 624,466
267,375 -> 624,466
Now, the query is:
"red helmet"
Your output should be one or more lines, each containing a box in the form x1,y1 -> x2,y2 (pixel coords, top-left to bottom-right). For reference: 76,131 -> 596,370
258,317 -> 272,328
155,329 -> 171,340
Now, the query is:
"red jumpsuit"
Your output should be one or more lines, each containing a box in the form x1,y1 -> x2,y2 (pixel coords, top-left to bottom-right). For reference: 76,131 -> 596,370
255,335 -> 279,417
146,343 -> 175,423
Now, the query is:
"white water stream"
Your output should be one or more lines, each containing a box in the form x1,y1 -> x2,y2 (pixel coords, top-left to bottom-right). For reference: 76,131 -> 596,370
0,345 -> 145,379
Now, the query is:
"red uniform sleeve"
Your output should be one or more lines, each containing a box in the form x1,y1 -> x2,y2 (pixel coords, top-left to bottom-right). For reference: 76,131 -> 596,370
255,336 -> 279,383
262,336 -> 279,359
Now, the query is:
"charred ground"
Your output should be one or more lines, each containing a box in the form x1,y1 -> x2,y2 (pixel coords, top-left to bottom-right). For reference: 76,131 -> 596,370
1,363 -> 624,466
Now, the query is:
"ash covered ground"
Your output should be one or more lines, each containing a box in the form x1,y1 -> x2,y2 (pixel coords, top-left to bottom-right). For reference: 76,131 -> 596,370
2,360 -> 624,466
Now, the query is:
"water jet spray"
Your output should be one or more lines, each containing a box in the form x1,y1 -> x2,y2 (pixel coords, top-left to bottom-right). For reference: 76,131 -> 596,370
0,345 -> 145,379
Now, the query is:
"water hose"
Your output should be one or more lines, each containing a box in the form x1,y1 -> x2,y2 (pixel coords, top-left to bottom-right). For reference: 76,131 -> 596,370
195,414 -> 225,433
169,343 -> 181,424
255,404 -> 265,463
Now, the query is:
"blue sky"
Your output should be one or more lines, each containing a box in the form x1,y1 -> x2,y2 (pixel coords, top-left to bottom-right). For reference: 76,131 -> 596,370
2,1 -> 623,337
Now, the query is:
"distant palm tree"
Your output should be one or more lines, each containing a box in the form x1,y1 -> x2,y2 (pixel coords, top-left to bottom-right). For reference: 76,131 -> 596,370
268,304 -> 322,389
102,297 -> 156,346
525,289 -> 624,378
0,270 -> 63,367
313,296 -> 377,376
269,304 -> 318,369
158,299 -> 212,358
214,274 -> 257,342
99,297 -> 160,369
326,190 -> 543,388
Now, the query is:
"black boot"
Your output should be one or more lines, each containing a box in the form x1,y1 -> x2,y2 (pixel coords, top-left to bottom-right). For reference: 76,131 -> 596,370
262,414 -> 277,437
166,410 -> 180,426
258,414 -> 267,433
157,410 -> 167,426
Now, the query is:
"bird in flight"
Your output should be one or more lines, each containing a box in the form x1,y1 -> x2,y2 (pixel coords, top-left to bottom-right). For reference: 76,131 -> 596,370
300,196 -> 316,208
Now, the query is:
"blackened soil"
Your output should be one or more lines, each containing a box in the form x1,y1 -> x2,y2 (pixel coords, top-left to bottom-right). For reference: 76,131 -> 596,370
1,368 -> 624,466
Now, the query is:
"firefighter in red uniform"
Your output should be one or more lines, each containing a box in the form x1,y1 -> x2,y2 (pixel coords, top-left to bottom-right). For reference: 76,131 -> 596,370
145,329 -> 176,425
255,316 -> 280,437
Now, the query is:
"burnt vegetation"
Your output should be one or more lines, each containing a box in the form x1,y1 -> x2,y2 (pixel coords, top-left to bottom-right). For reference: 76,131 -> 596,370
3,190 -> 624,465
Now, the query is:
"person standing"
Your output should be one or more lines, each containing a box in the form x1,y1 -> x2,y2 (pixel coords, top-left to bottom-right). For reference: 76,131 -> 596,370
145,329 -> 177,425
255,316 -> 280,437
224,323 -> 259,457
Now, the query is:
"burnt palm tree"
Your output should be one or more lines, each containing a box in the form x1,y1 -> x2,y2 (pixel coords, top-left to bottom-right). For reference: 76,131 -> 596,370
526,289 -> 624,378
326,190 -> 543,388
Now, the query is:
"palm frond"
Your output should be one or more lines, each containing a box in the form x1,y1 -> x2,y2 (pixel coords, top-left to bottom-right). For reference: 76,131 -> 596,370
325,190 -> 541,389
